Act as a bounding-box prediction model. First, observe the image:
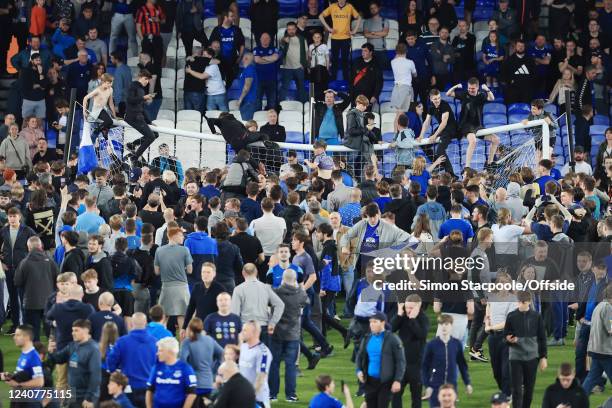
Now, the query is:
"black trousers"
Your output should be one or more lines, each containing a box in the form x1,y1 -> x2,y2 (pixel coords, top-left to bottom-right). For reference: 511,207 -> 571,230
330,39 -> 351,82
96,109 -> 114,131
141,34 -> 164,67
510,358 -> 539,408
127,388 -> 147,408
413,77 -> 430,105
365,378 -> 393,408
125,114 -> 159,159
180,30 -> 206,58
5,268 -> 20,328
421,130 -> 458,176
23,309 -> 44,342
489,332 -> 511,395
469,300 -> 487,350
392,363 -> 422,408
321,291 -> 348,338
0,19 -> 11,73
220,57 -> 238,90
505,84 -> 533,105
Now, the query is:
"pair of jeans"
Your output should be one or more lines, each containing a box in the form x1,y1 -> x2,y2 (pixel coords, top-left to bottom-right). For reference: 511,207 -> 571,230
5,268 -> 20,328
240,100 -> 258,121
184,91 -> 205,114
488,332 -> 511,396
341,266 -> 355,317
582,355 -> 612,394
575,323 -> 591,382
552,299 -> 568,340
206,94 -> 228,111
0,279 -> 5,326
144,98 -> 162,122
23,309 -> 44,342
301,292 -> 331,352
509,359 -> 539,408
269,339 -> 299,399
330,39 -> 351,81
110,13 -> 138,57
279,68 -> 306,103
257,80 -> 278,110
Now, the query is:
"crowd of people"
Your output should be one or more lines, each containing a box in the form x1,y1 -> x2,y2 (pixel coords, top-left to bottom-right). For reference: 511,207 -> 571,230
0,0 -> 612,408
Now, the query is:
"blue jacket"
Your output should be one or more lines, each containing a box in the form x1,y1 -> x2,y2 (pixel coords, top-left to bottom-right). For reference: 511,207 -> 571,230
112,63 -> 132,106
51,28 -> 76,58
184,231 -> 218,284
114,393 -> 135,408
422,337 -> 471,388
106,329 -> 157,391
320,240 -> 340,292
49,339 -> 101,402
406,40 -> 431,77
11,47 -> 53,71
147,322 -> 173,341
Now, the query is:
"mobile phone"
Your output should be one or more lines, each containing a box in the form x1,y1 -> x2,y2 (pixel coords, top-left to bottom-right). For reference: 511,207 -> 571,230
154,187 -> 161,195
60,177 -> 66,188
340,380 -> 345,390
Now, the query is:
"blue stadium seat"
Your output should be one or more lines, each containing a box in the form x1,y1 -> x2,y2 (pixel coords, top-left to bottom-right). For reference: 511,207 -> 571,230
483,103 -> 506,114
382,132 -> 394,142
593,115 -> 610,126
382,81 -> 394,92
590,125 -> 608,136
508,114 -> 525,124
483,113 -> 507,126
592,134 -> 605,146
379,91 -> 392,103
591,145 -> 599,158
383,71 -> 394,81
508,103 -> 530,115
544,105 -> 558,115
286,132 -> 303,143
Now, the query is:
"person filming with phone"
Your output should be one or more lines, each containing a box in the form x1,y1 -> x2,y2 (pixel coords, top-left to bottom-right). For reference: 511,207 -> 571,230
124,70 -> 160,168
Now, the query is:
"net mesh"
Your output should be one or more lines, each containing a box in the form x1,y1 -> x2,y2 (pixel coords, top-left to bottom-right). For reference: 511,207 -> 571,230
72,102 -> 556,185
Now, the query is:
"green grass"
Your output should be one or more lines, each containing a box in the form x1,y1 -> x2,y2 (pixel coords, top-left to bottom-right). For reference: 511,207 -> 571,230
1,313 -> 609,407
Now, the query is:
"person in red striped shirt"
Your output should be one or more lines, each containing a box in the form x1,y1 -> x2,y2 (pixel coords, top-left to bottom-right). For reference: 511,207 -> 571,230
136,0 -> 166,67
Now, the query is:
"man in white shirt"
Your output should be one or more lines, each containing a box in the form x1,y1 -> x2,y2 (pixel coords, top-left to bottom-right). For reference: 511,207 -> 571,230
390,42 -> 417,131
249,197 -> 287,258
561,146 -> 593,176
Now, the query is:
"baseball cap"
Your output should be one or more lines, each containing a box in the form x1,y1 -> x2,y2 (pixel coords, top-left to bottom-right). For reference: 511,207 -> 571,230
574,145 -> 585,153
369,312 -> 387,322
490,393 -> 510,404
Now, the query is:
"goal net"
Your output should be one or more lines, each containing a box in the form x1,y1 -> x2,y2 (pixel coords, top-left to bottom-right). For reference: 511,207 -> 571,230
70,102 -> 555,185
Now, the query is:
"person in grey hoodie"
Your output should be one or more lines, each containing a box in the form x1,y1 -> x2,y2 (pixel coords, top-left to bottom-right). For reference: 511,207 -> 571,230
87,168 -> 114,209
179,317 -> 224,399
344,95 -> 376,180
14,236 -> 60,342
48,319 -> 101,407
269,268 -> 308,401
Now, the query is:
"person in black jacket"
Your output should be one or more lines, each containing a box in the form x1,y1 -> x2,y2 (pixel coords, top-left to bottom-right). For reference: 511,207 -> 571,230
60,230 -> 86,277
575,65 -> 598,112
20,53 -> 48,121
260,110 -> 286,143
504,290 -> 548,408
85,235 -> 113,292
391,294 -> 429,408
501,39 -> 536,105
350,44 -> 383,108
385,184 -> 416,233
14,236 -> 59,342
181,262 -> 226,336
124,70 -> 160,167
356,312 -> 406,408
280,192 -> 304,244
541,362 -> 589,408
206,112 -> 264,153
1,207 -> 37,333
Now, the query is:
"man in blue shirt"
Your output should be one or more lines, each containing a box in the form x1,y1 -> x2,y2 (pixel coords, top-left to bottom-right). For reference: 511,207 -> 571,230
76,196 -> 106,234
146,337 -> 197,408
534,159 -> 560,196
209,10 -> 245,91
184,216 -> 218,290
64,50 -> 94,101
240,182 -> 263,224
309,375 -> 354,408
2,325 -> 44,391
438,204 -> 474,243
355,312 -> 405,408
237,52 -> 259,120
339,189 -> 362,227
267,244 -> 304,288
253,33 -> 280,111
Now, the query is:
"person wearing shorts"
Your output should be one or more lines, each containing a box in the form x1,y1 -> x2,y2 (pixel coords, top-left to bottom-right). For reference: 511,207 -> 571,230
417,89 -> 459,178
154,224 -> 193,331
390,42 -> 417,132
446,77 -> 500,169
